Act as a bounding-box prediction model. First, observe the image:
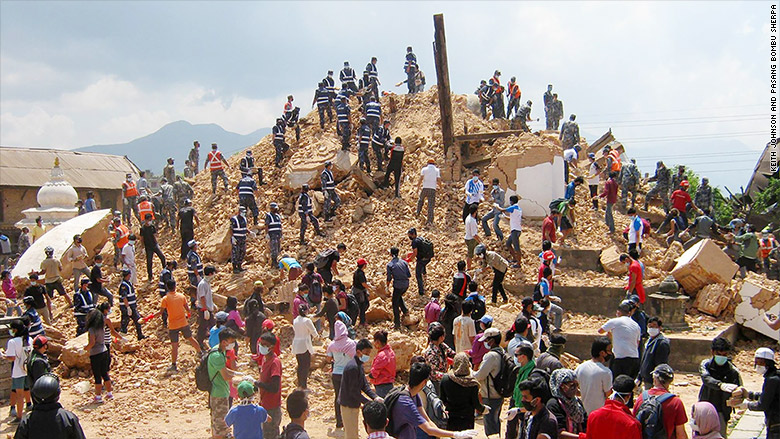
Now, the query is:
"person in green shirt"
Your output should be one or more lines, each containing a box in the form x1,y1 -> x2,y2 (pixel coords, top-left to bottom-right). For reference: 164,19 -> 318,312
208,328 -> 241,439
732,225 -> 759,277
506,343 -> 537,439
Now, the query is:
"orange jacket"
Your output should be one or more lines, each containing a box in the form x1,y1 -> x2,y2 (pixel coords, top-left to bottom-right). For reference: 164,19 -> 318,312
760,237 -> 776,258
114,224 -> 130,248
609,150 -> 622,172
138,201 -> 154,220
508,82 -> 521,99
123,181 -> 139,197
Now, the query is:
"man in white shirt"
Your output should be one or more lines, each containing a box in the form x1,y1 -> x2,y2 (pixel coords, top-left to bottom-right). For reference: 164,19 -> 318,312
120,235 -> 137,285
65,234 -> 90,287
563,145 -> 580,184
462,169 -> 484,222
598,300 -> 641,381
464,204 -> 481,270
586,153 -> 601,210
416,159 -> 441,226
196,265 -> 218,349
452,301 -> 477,352
575,336 -> 614,414
498,195 -> 523,268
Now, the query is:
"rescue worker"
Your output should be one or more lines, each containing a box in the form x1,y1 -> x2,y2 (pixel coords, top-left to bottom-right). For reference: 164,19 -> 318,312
118,269 -> 145,340
137,171 -> 150,197
137,196 -> 155,224
239,150 -> 255,178
506,76 -> 521,118
371,120 -> 392,172
323,70 -> 336,107
112,218 -> 131,272
559,114 -> 580,151
188,140 -> 200,175
205,143 -> 230,194
513,100 -> 533,132
404,46 -> 418,94
157,178 -> 176,229
313,81 -> 333,129
490,70 -> 505,119
477,80 -> 492,120
482,178 -> 505,242
382,137 -> 405,199
340,61 -> 357,93
298,184 -> 324,245
365,96 -> 381,132
670,165 -> 687,199
543,84 -> 554,129
336,96 -> 352,151
121,173 -> 140,226
759,228 -> 778,273
183,159 -> 194,179
321,161 -> 341,221
162,157 -> 176,184
603,144 -> 623,178
695,177 -> 714,213
236,173 -> 260,226
619,159 -> 641,211
186,240 -> 203,286
177,198 -> 199,260
283,95 -> 301,142
644,161 -> 671,212
272,117 -> 289,168
356,118 -> 373,173
551,94 -> 564,130
365,56 -> 380,101
229,206 -> 248,273
265,202 -> 283,268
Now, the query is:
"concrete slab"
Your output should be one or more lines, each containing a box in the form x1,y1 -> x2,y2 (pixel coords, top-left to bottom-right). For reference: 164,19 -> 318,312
735,281 -> 780,342
671,239 -> 739,294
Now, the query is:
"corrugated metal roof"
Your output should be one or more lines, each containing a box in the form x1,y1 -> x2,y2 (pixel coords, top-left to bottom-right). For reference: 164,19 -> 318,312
0,147 -> 140,189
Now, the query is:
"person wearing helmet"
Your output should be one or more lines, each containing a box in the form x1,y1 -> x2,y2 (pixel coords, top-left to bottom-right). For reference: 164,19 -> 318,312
476,244 -> 509,304
264,202 -> 283,268
670,179 -> 696,229
14,373 -> 86,437
728,348 -> 779,438
22,295 -> 45,338
297,184 -> 324,245
39,246 -> 73,308
118,269 -> 145,340
178,198 -> 200,260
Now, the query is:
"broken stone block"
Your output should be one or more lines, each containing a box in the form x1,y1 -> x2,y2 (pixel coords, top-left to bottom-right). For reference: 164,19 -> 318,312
216,275 -> 255,301
660,241 -> 684,272
389,334 -> 420,372
352,206 -> 365,223
201,226 -> 232,263
734,281 -> 780,342
600,245 -> 628,276
61,332 -> 90,370
692,284 -> 733,317
283,147 -> 357,190
351,165 -> 377,194
365,298 -> 391,323
671,239 -> 738,294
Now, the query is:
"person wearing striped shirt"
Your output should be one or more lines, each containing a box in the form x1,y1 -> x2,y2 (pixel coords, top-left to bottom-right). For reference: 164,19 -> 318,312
187,240 -> 203,286
313,82 -> 333,129
321,161 -> 341,221
265,202 -> 283,267
73,278 -> 96,335
365,57 -> 379,101
462,169 -> 485,221
365,96 -> 381,132
118,269 -> 144,340
272,117 -> 288,168
324,70 -> 336,104
236,174 -> 259,225
230,206 -> 249,274
336,97 -> 352,151
356,119 -> 373,173
298,185 -> 324,245
372,120 -> 392,172
404,46 -> 418,94
22,296 -> 45,338
382,137 -> 405,199
340,61 -> 357,93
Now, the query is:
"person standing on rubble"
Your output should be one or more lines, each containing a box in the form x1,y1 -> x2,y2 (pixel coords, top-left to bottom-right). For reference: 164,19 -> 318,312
121,173 -> 140,226
645,161 -> 671,212
205,143 -> 230,195
196,265 -> 218,349
162,157 -> 175,184
382,137 -> 405,199
563,145 -> 581,185
297,184 -> 324,245
490,70 -> 505,119
551,93 -> 564,130
178,199 -> 199,260
324,69 -> 336,106
619,159 -> 641,211
597,172 -> 619,233
372,119 -> 392,172
407,228 -> 433,297
272,117 -> 289,168
560,114 -> 581,151
365,57 -> 380,101
496,195 -> 523,268
506,76 -> 521,118
694,177 -> 714,214
365,96 -> 381,133
416,158 -> 441,226
238,150 -> 255,179
321,161 -> 341,221
356,118 -> 373,174
230,206 -> 249,274
462,169 -> 484,222
189,141 -> 200,175
476,80 -> 492,120
265,202 -> 283,268
156,178 -> 175,228
386,246 -> 411,330
313,82 -> 332,129
65,234 -> 90,288
340,61 -> 357,94
236,173 -> 259,226
481,178 -> 505,242
186,240 -> 203,287
544,84 -> 555,129
670,180 -> 697,228
140,214 -> 166,282
336,96 -> 352,151
405,46 -> 418,94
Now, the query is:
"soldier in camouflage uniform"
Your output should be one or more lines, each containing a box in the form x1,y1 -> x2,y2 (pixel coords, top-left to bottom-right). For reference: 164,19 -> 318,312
619,159 -> 641,210
512,101 -> 533,132
694,177 -> 714,213
645,161 -> 671,212
544,84 -> 554,129
157,178 -> 176,229
162,158 -> 176,184
559,114 -> 580,150
670,165 -> 687,195
551,94 -> 563,130
173,176 -> 194,209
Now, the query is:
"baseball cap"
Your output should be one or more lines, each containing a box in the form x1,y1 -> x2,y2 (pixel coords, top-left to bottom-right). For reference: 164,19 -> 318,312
533,303 -> 544,312
215,311 -> 229,323
237,380 -> 255,398
188,240 -> 198,248
269,202 -> 278,209
479,315 -> 494,326
33,335 -> 48,348
652,364 -> 675,380
755,347 -> 775,361
478,327 -> 501,341
254,280 -> 264,287
262,319 -> 275,330
587,153 -> 595,159
80,278 -> 91,285
357,258 -> 367,267
618,300 -> 634,313
542,250 -> 555,262
628,294 -> 641,305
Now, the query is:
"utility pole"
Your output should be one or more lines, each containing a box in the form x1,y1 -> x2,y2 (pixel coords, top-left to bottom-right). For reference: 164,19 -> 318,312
433,13 -> 454,156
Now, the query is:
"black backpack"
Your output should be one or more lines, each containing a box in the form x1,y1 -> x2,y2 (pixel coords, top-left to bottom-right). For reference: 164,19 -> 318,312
533,282 -> 543,302
314,249 -> 336,270
384,386 -> 411,434
548,197 -> 568,214
466,295 -> 486,321
194,348 -> 221,392
636,391 -> 675,439
416,237 -> 435,260
489,347 -> 518,398
345,293 -> 360,323
309,279 -> 323,304
421,381 -> 449,429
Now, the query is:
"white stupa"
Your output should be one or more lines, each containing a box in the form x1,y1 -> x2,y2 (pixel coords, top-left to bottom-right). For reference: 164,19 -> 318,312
15,157 -> 79,230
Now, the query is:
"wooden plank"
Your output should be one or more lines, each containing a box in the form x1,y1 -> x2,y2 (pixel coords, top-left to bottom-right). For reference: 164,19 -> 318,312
453,130 -> 526,142
433,14 -> 454,156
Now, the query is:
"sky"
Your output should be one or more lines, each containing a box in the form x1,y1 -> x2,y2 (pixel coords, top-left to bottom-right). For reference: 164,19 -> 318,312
0,1 -> 774,190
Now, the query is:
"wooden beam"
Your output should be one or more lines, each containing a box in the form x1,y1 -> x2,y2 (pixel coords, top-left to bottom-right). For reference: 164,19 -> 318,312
433,14 -> 454,156
453,130 -> 526,142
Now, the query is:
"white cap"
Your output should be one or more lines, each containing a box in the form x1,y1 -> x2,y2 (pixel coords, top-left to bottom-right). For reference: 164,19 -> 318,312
755,347 -> 775,361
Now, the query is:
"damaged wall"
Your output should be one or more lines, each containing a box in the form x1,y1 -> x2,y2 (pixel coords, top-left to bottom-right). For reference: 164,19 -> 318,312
735,281 -> 780,342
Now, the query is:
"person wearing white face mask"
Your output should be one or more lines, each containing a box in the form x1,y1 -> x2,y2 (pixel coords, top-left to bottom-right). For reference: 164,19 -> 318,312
338,338 -> 380,439
639,316 -> 671,390
473,327 -> 504,437
580,374 -> 641,439
207,327 -> 242,439
729,347 -> 779,438
698,337 -> 741,437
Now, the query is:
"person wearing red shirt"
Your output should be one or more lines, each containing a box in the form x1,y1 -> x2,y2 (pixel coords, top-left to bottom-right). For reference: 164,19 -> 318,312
542,212 -> 559,244
670,181 -> 697,228
620,253 -> 645,303
580,374 -> 641,439
633,364 -> 688,439
597,171 -> 619,233
369,330 -> 396,398
255,332 -> 282,439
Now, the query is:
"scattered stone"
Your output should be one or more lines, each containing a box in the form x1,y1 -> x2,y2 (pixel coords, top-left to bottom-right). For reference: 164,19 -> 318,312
671,239 -> 738,294
600,245 -> 628,276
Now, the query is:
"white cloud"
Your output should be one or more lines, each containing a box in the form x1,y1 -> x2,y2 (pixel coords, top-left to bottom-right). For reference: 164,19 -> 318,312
0,107 -> 75,147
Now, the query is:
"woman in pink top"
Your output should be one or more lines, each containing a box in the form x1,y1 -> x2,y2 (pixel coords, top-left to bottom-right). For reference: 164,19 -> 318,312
224,296 -> 246,354
1,270 -> 21,316
370,330 -> 396,398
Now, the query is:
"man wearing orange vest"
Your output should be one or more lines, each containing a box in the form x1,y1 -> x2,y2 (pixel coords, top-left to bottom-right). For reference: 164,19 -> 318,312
112,218 -> 131,267
205,143 -> 230,195
121,173 -> 140,226
506,76 -> 522,119
604,145 -> 622,175
137,195 -> 155,222
490,70 -> 505,119
759,228 -> 778,273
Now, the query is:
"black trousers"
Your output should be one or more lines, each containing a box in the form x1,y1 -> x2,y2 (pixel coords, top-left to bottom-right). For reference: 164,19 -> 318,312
145,243 -> 166,280
415,258 -> 430,296
180,229 -> 194,260
120,304 -> 144,340
492,268 -> 507,302
392,287 -> 409,328
332,374 -> 343,427
296,351 -> 311,389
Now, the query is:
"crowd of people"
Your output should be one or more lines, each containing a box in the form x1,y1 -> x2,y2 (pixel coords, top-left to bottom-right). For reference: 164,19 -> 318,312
2,45 -> 779,439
